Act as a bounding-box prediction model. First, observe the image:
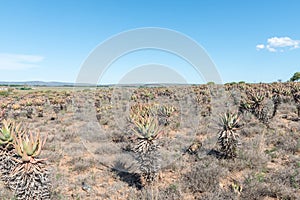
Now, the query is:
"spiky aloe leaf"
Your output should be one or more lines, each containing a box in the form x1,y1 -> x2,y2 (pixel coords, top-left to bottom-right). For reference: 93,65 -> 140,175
13,131 -> 46,163
131,117 -> 163,141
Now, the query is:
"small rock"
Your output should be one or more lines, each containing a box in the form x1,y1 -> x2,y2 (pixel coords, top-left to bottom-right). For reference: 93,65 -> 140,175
82,182 -> 91,193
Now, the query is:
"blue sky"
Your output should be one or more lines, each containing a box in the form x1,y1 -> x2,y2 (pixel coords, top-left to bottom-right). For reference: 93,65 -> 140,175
0,0 -> 299,84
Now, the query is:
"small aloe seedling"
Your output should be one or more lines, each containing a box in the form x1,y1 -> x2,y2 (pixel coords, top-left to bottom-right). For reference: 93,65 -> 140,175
159,105 -> 175,117
157,105 -> 176,126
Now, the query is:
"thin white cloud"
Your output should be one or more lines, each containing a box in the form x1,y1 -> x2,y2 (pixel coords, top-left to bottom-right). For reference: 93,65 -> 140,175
268,37 -> 299,48
266,45 -> 277,52
0,53 -> 44,70
256,37 -> 300,52
256,44 -> 265,50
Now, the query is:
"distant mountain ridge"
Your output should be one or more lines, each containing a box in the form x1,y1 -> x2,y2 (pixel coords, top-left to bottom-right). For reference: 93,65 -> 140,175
0,81 -> 76,87
0,81 -> 194,87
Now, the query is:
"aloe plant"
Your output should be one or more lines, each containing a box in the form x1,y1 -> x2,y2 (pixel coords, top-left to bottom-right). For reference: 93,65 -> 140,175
240,89 -> 271,123
217,112 -> 241,158
8,131 -> 51,199
13,131 -> 46,163
157,105 -> 176,126
0,120 -> 15,146
291,85 -> 300,117
131,116 -> 163,185
0,120 -> 22,186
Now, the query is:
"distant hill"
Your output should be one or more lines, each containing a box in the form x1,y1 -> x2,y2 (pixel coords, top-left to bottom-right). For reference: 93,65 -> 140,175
0,81 -> 193,87
0,81 -> 76,87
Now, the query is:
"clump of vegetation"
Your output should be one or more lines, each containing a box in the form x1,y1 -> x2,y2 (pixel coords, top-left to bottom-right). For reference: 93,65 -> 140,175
0,91 -> 9,97
183,157 -> 227,194
291,85 -> 300,117
0,109 -> 6,122
290,72 -> 300,82
271,83 -> 292,117
240,89 -> 272,123
19,86 -> 32,91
